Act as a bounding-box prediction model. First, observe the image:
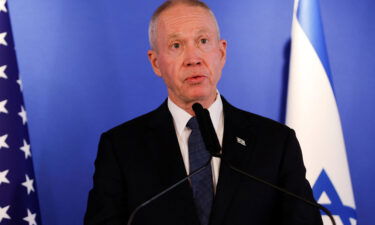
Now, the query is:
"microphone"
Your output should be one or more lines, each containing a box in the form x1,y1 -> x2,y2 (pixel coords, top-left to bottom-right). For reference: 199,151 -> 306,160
192,103 -> 221,157
126,104 -> 216,225
192,103 -> 336,225
127,104 -> 219,225
127,158 -> 211,225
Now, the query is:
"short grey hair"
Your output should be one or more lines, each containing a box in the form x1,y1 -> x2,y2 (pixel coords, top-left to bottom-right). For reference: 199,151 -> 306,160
148,0 -> 221,50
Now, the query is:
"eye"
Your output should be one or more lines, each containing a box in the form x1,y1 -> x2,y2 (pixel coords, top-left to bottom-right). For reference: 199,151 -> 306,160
172,43 -> 180,49
200,38 -> 208,44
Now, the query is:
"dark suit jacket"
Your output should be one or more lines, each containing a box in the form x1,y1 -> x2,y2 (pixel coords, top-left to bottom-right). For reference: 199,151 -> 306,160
84,97 -> 323,225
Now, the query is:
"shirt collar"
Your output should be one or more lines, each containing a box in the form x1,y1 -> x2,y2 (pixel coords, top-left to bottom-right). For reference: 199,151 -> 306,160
168,92 -> 223,137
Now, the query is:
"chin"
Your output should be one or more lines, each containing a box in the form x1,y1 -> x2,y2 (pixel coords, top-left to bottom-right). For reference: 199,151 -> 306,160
186,88 -> 214,102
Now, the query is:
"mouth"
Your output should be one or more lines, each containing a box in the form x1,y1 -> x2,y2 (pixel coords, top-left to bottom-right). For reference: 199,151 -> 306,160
185,75 -> 207,83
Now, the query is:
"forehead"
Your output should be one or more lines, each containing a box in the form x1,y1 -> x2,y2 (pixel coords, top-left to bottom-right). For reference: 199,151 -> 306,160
156,4 -> 217,37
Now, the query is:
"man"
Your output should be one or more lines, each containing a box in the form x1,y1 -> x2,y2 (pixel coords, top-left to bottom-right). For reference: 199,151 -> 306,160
84,1 -> 323,225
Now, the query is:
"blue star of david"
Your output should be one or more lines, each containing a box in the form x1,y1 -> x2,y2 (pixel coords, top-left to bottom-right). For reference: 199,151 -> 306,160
312,169 -> 356,225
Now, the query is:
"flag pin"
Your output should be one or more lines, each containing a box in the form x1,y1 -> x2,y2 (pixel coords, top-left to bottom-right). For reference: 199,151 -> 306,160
236,137 -> 246,147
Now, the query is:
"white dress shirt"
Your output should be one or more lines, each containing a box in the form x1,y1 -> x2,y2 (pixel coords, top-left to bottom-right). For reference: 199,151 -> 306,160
168,94 -> 224,192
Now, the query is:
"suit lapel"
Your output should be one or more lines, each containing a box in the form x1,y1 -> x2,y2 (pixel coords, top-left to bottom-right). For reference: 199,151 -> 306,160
147,101 -> 187,187
147,101 -> 200,225
210,98 -> 256,225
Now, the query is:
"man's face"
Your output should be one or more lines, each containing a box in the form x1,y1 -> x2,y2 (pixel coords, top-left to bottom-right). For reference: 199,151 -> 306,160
148,4 -> 227,107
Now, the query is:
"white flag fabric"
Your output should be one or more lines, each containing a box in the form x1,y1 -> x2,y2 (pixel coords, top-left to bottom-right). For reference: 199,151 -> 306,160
286,0 -> 356,224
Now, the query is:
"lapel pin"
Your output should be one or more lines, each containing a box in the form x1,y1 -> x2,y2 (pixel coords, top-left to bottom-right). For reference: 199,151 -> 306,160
236,137 -> 246,147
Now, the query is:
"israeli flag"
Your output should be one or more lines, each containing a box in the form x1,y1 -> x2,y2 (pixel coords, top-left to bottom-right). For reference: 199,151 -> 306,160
286,0 -> 357,224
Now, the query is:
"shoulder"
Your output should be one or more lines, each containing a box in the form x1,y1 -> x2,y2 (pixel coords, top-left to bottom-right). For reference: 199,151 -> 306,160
222,96 -> 293,136
102,100 -> 169,140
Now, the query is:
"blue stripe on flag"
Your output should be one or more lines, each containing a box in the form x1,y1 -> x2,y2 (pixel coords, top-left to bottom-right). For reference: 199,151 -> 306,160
297,0 -> 333,87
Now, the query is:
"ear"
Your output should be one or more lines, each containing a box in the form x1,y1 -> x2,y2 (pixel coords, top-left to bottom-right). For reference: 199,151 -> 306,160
148,50 -> 162,77
219,39 -> 227,65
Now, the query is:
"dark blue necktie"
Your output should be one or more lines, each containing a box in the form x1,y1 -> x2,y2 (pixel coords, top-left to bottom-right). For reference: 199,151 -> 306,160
187,117 -> 213,225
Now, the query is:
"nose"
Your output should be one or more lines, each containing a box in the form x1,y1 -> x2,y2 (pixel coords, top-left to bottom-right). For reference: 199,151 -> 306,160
183,45 -> 202,67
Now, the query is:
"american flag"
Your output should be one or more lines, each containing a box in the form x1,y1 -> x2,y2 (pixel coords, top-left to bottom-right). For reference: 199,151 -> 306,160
0,1 -> 42,225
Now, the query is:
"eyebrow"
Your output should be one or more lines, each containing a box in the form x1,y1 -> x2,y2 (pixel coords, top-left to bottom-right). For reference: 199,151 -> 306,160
167,29 -> 212,40
167,33 -> 181,40
197,29 -> 210,35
